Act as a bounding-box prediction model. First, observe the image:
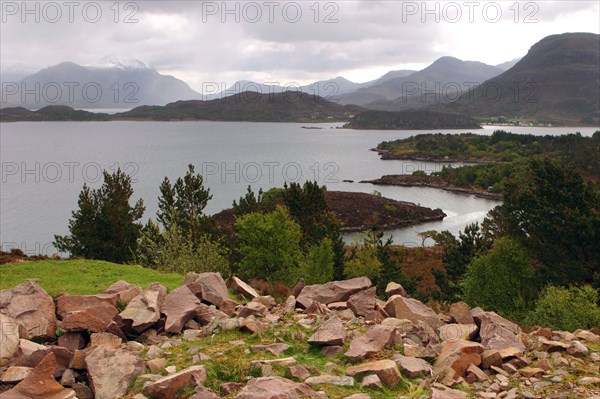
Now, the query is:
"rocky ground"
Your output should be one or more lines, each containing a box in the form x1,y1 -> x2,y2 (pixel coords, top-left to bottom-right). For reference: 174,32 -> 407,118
0,274 -> 598,399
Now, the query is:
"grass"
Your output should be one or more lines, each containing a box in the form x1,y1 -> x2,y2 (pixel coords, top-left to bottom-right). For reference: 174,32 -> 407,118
0,259 -> 184,296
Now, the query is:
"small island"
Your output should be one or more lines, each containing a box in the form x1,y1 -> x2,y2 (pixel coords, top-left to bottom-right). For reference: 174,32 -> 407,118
343,110 -> 482,130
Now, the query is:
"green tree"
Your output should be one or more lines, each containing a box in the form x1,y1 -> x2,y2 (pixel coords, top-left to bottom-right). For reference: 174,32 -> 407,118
235,206 -> 303,286
461,237 -> 536,321
301,238 -> 335,284
232,186 -> 277,216
54,169 -> 145,263
344,233 -> 383,281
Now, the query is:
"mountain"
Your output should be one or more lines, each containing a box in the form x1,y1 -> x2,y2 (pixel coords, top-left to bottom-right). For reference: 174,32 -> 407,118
1,57 -> 201,109
441,33 -> 600,125
113,91 -> 364,122
337,57 -> 504,110
495,58 -> 522,71
1,63 -> 42,83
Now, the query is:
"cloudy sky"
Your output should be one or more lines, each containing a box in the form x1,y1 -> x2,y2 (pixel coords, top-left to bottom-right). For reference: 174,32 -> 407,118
1,0 -> 599,92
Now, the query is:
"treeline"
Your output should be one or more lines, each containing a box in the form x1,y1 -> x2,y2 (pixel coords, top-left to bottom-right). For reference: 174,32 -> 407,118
53,166 -> 413,298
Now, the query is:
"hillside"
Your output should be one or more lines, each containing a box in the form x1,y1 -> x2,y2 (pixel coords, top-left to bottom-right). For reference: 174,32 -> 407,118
344,110 -> 482,130
0,106 -> 111,122
113,91 -> 364,122
440,33 -> 600,125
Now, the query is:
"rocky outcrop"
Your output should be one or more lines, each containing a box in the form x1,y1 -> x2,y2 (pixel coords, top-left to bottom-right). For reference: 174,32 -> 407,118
85,346 -> 146,399
0,282 -> 57,339
184,272 -> 229,307
296,277 -> 372,308
161,285 -> 202,333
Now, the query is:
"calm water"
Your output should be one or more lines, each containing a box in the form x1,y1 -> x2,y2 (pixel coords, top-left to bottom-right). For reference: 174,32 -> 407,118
1,122 -> 596,255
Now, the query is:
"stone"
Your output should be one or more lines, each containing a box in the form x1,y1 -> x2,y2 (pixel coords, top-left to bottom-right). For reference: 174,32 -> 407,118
195,303 -> 228,325
60,369 -> 77,386
305,375 -> 355,386
403,344 -> 438,359
0,353 -> 76,399
347,287 -> 377,320
383,295 -> 441,329
85,346 -> 146,399
11,346 -> 73,378
16,339 -> 45,357
361,374 -> 382,389
345,324 -> 397,361
0,367 -> 32,383
240,318 -> 268,334
519,367 -> 545,378
142,365 -> 207,399
346,359 -> 401,386
430,387 -> 468,399
438,323 -> 478,342
321,346 -> 343,357
343,395 -> 371,399
119,282 -> 167,333
252,296 -> 277,310
229,276 -> 259,299
392,354 -> 432,378
574,330 -> 599,343
292,279 -> 305,298
308,316 -> 346,346
56,294 -> 119,332
385,282 -> 407,298
449,302 -> 476,325
296,277 -> 372,308
89,332 -> 122,349
184,272 -> 229,307
481,350 -> 503,369
381,317 -> 413,334
0,314 -> 21,366
285,366 -> 311,381
98,280 -> 142,305
234,376 -> 320,399
579,377 -> 600,385
69,350 -> 86,370
537,337 -> 568,352
433,340 -> 484,382
0,282 -> 57,339
250,357 -> 297,368
251,343 -> 289,356
284,296 -> 296,314
57,332 -> 86,352
147,358 -> 167,372
465,364 -> 488,382
219,299 -> 238,317
475,311 -> 524,352
162,285 -> 202,333
327,302 -> 348,311
220,382 -> 245,395
238,302 -> 268,318
567,341 -> 588,357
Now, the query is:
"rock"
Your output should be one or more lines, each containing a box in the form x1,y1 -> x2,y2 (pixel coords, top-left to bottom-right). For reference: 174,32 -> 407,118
308,316 -> 346,346
574,330 -> 599,343
251,344 -> 289,356
284,296 -> 296,314
343,395 -> 371,399
89,332 -> 122,349
285,366 -> 311,381
69,350 -> 86,370
234,376 -> 320,399
195,303 -> 228,325
0,353 -> 76,399
449,302 -> 475,325
481,350 -> 503,369
292,279 -> 305,298
347,287 -> 377,320
161,285 -> 202,333
383,295 -> 441,329
57,295 -> 119,333
220,382 -> 245,395
219,299 -> 238,317
85,346 -> 146,399
0,367 -> 32,383
433,340 -> 484,382
11,346 -> 73,378
296,277 -> 372,308
119,282 -> 167,333
519,367 -> 545,377
465,364 -> 488,382
184,272 -> 229,307
142,365 -> 207,399
438,324 -> 478,342
0,282 -> 57,339
321,346 -> 343,357
567,341 -> 588,357
17,339 -> 46,357
392,354 -> 432,378
229,276 -> 259,299
345,324 -> 397,361
98,280 -> 142,305
430,387 -> 467,399
252,296 -> 277,310
328,302 -> 348,311
60,369 -> 77,386
305,375 -> 355,386
385,282 -> 407,298
238,302 -> 268,318
240,318 -> 268,334
361,374 -> 382,389
0,314 -> 21,366
579,377 -> 600,385
57,332 -> 86,352
147,358 -> 167,373
537,337 -> 568,352
475,311 -> 524,352
250,357 -> 297,368
346,359 -> 401,386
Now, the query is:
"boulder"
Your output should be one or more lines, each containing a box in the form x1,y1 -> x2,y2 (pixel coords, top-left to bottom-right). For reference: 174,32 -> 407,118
296,277 -> 372,308
229,277 -> 259,299
307,316 -> 346,346
346,359 -> 402,386
162,285 -> 202,333
10,346 -> 73,378
195,303 -> 228,325
0,282 -> 57,339
305,375 -> 355,386
57,295 -> 119,333
438,324 -> 479,342
184,272 -> 229,307
89,332 -> 122,349
347,287 -> 377,320
98,280 -> 142,305
251,344 -> 289,357
383,295 -> 441,329
345,325 -> 397,361
433,340 -> 484,382
143,365 -> 207,399
430,387 -> 468,399
0,367 -> 32,384
475,311 -> 524,351
385,282 -> 407,298
119,282 -> 167,333
449,302 -> 475,325
285,366 -> 311,381
238,302 -> 267,318
392,354 -> 432,378
0,314 -> 21,366
0,353 -> 76,399
85,346 -> 146,399
57,332 -> 86,352
234,376 -> 320,399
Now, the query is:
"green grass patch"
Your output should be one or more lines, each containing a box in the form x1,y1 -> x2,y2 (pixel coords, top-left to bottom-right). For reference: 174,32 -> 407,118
0,259 -> 184,296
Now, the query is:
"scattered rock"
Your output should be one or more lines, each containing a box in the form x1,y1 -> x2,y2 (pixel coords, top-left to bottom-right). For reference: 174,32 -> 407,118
308,316 -> 346,346
229,276 -> 259,299
251,344 -> 290,356
392,354 -> 432,378
0,282 -> 57,339
360,374 -> 382,389
430,387 -> 467,399
433,340 -> 484,383
383,295 -> 441,329
184,272 -> 229,307
142,365 -> 207,399
85,346 -> 146,399
238,302 -> 268,318
305,375 -> 355,386
98,280 -> 142,305
449,302 -> 475,325
439,323 -> 478,342
57,332 -> 87,352
0,314 -> 21,366
220,382 -> 245,395
296,277 -> 372,308
119,282 -> 167,333
347,286 -> 377,320
0,366 -> 32,383
345,324 -> 396,360
346,359 -> 401,386
385,282 -> 407,298
161,285 -> 202,333
285,365 -> 311,381
234,376 -> 320,399
475,311 -> 524,352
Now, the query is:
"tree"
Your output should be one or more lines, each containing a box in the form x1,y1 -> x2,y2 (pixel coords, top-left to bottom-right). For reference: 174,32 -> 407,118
461,237 -> 536,321
498,157 -> 600,287
54,169 -> 145,263
301,238 -> 335,285
235,206 -> 303,286
344,232 -> 383,281
232,186 -> 277,216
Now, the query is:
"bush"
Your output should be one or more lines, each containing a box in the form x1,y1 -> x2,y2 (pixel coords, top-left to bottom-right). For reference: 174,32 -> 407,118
300,238 -> 335,285
527,285 -> 600,331
344,245 -> 382,281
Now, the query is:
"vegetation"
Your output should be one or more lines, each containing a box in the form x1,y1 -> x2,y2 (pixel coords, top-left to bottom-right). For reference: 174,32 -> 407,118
54,169 -> 145,263
344,110 -> 481,130
300,237 -> 335,285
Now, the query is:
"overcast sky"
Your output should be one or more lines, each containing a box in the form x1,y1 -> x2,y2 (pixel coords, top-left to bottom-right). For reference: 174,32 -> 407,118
1,0 -> 599,92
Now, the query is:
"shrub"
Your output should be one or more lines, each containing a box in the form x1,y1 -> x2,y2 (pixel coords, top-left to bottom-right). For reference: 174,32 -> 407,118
344,245 -> 382,281
527,285 -> 600,331
300,238 -> 335,285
